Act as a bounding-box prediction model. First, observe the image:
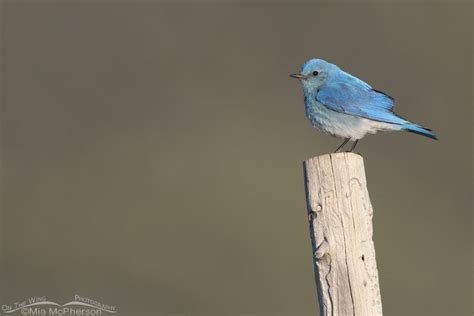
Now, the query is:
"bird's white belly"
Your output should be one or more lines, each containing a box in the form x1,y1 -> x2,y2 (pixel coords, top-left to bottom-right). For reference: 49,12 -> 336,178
306,101 -> 399,140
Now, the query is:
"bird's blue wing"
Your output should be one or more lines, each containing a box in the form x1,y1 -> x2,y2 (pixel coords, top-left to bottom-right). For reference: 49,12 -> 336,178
316,77 -> 406,125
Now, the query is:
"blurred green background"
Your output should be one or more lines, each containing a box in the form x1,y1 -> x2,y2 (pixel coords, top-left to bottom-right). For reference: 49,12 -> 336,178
1,1 -> 472,315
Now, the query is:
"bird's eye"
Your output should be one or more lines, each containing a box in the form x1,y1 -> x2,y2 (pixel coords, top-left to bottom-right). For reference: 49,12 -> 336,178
312,71 -> 319,76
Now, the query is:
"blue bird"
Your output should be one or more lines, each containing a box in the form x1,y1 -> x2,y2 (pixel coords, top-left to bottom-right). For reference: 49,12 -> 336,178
290,59 -> 437,152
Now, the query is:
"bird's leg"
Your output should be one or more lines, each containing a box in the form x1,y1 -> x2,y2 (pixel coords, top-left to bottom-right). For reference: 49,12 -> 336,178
348,140 -> 359,152
334,138 -> 350,153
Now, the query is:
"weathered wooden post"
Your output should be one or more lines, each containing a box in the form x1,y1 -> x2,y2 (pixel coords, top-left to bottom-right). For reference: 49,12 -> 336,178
303,152 -> 383,315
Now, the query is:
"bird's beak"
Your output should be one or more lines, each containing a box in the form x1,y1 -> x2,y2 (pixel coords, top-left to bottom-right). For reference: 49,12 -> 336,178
289,73 -> 303,79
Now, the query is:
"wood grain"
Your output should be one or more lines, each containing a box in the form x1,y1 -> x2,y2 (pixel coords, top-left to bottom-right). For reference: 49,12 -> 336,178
303,152 -> 382,316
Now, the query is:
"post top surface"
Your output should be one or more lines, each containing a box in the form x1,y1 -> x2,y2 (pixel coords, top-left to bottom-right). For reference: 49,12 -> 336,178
304,152 -> 363,164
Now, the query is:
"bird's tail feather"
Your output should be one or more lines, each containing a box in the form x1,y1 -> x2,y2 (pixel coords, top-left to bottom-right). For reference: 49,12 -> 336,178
403,123 -> 438,140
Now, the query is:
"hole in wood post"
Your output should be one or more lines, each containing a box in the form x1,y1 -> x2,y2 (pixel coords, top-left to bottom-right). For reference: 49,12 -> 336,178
361,255 -> 365,261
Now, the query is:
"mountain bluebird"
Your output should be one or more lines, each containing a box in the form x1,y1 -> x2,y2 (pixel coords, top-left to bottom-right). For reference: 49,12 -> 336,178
290,59 -> 437,152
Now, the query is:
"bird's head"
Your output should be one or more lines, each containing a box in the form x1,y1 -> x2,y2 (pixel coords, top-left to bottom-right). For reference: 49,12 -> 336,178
290,59 -> 337,89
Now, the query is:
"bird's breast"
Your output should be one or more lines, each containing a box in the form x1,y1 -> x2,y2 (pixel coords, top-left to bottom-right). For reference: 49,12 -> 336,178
303,93 -> 374,140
